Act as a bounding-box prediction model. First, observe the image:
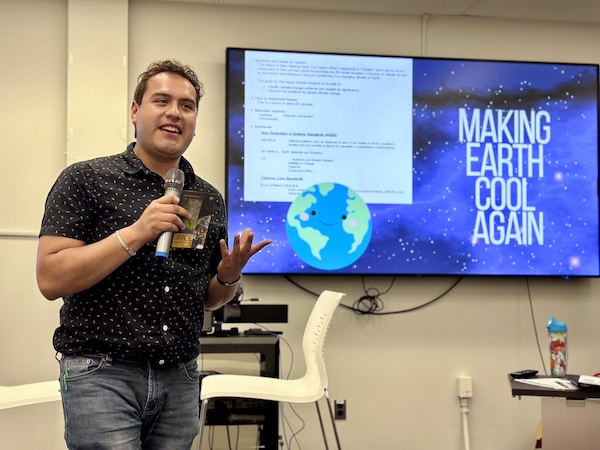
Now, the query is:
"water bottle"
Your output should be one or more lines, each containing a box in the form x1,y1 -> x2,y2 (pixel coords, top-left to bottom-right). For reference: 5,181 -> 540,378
547,316 -> 567,377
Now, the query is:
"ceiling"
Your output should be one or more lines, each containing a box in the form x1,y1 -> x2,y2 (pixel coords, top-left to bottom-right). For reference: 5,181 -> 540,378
150,0 -> 600,25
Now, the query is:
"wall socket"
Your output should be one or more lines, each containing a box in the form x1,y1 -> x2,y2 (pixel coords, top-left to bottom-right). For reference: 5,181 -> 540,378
334,400 -> 346,420
457,376 -> 473,398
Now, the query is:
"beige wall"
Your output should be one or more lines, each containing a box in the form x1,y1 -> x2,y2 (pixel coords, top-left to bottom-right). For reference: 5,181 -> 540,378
2,0 -> 600,449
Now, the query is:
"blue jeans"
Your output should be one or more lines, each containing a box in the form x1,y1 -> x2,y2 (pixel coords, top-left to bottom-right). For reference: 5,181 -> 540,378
58,354 -> 200,450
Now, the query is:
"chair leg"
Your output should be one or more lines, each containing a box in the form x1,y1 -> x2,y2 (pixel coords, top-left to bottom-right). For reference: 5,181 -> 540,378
315,400 -> 330,450
197,399 -> 209,450
324,389 -> 343,450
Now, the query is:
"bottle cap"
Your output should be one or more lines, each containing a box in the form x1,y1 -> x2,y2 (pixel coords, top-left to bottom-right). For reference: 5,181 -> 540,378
547,316 -> 567,332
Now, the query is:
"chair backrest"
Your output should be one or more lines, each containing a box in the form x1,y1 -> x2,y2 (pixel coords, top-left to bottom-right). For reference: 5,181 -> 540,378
301,290 -> 345,393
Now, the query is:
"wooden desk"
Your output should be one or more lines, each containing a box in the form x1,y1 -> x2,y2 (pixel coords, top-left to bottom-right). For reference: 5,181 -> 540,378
509,375 -> 600,450
509,375 -> 600,400
200,335 -> 280,450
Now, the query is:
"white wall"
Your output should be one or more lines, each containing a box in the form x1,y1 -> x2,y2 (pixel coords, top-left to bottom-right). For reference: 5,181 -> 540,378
2,0 -> 600,449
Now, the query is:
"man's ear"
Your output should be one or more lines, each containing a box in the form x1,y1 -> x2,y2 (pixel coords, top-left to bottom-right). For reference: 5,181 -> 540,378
131,100 -> 139,124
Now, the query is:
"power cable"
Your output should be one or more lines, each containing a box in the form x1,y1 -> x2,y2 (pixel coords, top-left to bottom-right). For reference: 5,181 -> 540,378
284,275 -> 464,315
526,277 -> 548,376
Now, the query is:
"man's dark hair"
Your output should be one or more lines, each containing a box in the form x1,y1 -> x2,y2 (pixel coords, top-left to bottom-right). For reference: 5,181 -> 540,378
133,60 -> 204,109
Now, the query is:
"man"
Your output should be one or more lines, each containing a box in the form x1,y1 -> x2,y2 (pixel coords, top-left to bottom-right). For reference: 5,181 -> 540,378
36,60 -> 271,449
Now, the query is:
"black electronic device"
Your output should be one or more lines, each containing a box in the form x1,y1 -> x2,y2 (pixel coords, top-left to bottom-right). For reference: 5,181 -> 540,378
510,369 -> 539,379
199,371 -> 270,425
244,328 -> 283,336
202,299 -> 288,336
567,374 -> 600,391
215,304 -> 288,324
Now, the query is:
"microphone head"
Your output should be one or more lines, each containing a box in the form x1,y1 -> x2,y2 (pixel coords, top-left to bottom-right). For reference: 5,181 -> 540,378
164,168 -> 185,196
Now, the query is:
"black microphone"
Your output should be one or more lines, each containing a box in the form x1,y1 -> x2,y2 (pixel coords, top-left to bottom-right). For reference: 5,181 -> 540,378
155,168 -> 185,259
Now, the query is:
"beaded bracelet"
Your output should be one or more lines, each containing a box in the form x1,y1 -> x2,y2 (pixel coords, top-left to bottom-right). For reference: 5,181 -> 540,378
216,273 -> 242,286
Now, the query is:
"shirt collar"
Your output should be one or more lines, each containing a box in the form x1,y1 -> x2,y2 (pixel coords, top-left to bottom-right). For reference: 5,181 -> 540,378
121,142 -> 197,185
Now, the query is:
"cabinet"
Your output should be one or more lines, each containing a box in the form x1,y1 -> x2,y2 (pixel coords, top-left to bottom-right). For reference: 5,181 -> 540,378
200,335 -> 280,449
509,375 -> 600,450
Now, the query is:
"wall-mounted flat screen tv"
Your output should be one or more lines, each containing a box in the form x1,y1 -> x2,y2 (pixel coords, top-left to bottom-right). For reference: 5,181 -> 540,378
225,47 -> 600,277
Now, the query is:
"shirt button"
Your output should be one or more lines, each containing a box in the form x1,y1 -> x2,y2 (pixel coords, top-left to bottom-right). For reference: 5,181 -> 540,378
163,325 -> 169,332
159,359 -> 165,365
164,286 -> 170,293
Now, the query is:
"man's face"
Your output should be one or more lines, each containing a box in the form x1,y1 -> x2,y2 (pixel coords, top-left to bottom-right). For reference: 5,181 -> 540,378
131,72 -> 197,163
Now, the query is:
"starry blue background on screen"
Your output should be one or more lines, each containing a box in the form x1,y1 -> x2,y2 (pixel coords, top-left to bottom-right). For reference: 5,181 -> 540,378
225,49 -> 600,276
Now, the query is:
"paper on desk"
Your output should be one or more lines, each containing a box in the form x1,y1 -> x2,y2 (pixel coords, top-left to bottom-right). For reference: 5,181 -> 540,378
514,378 -> 578,390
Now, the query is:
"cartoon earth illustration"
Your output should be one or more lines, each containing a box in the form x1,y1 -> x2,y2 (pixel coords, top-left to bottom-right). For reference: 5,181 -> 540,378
286,182 -> 372,270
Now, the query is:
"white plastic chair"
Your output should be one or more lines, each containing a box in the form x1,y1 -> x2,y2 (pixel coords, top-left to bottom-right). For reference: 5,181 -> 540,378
0,380 -> 61,410
198,289 -> 346,450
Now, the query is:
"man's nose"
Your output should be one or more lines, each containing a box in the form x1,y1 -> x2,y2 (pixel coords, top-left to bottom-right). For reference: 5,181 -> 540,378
166,103 -> 182,118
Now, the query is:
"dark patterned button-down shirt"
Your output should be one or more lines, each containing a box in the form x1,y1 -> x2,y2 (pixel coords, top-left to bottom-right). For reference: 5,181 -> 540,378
40,143 -> 227,367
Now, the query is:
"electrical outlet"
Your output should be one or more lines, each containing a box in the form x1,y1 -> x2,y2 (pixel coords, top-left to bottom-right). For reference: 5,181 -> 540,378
457,376 -> 473,398
334,400 -> 346,420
